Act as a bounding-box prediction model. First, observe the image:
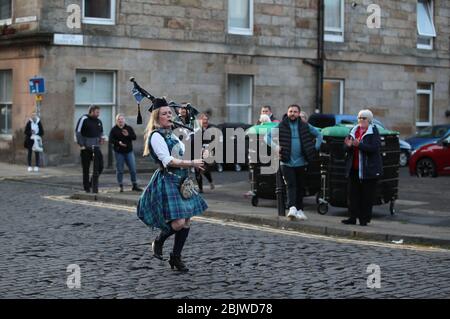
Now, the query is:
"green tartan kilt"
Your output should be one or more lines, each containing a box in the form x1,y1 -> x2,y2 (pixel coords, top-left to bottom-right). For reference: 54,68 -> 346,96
137,169 -> 208,231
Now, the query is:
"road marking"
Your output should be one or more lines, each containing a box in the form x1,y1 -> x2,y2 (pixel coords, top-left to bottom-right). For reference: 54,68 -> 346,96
402,207 -> 450,217
395,199 -> 428,206
44,195 -> 450,253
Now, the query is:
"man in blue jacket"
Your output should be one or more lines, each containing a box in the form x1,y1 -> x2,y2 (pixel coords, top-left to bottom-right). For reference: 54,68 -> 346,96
266,104 -> 322,220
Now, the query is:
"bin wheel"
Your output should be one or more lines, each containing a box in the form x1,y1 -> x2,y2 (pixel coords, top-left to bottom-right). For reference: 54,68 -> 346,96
390,201 -> 395,215
317,203 -> 328,215
251,196 -> 258,207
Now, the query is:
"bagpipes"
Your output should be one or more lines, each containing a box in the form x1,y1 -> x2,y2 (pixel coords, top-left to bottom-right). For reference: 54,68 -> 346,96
130,77 -> 198,131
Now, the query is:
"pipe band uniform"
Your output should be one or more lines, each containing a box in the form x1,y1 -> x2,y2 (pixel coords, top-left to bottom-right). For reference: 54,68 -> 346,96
136,96 -> 208,272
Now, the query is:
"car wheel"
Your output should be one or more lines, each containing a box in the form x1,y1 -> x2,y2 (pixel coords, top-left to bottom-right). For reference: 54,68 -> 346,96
416,158 -> 437,177
399,151 -> 408,167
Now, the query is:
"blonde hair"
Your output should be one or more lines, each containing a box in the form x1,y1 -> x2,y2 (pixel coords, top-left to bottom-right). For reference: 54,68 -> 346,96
143,109 -> 161,157
115,113 -> 125,125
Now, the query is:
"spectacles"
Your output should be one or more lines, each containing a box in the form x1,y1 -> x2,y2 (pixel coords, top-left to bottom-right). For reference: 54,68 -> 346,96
358,117 -> 368,120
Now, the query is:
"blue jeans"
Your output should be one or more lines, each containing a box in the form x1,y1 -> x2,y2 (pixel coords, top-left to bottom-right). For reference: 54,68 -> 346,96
115,151 -> 137,185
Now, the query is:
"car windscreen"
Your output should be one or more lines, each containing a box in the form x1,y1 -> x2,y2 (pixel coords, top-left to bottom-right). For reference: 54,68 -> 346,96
432,126 -> 450,138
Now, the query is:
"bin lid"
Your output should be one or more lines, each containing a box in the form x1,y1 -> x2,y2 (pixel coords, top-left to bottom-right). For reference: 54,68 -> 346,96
322,124 -> 399,137
247,122 -> 279,135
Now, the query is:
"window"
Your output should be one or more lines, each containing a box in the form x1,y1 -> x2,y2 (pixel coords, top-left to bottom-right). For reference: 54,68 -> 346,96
417,0 -> 436,50
324,0 -> 344,42
0,0 -> 12,25
228,0 -> 253,35
75,71 -> 115,136
416,83 -> 433,127
227,75 -> 253,124
323,79 -> 344,114
82,0 -> 115,25
0,70 -> 12,135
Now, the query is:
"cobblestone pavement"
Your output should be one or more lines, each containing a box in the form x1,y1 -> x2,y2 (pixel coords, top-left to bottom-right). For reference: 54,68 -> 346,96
0,180 -> 449,299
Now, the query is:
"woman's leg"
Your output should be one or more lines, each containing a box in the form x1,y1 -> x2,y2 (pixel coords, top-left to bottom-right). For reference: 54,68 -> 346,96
35,152 -> 40,167
115,152 -> 124,186
169,218 -> 190,271
27,148 -> 32,167
360,179 -> 377,224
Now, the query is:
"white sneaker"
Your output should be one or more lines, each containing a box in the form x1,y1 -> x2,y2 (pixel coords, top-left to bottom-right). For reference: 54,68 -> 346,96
27,166 -> 33,172
287,206 -> 297,220
33,167 -> 39,172
296,209 -> 308,220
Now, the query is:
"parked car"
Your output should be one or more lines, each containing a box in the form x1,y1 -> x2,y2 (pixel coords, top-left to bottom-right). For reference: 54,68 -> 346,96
408,133 -> 450,177
405,124 -> 450,151
308,113 -> 412,166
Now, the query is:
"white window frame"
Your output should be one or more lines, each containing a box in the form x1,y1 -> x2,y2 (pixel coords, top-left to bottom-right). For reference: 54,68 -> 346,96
324,0 -> 345,43
228,0 -> 253,36
227,75 -> 253,124
82,0 -> 115,25
0,70 -> 13,137
323,79 -> 344,114
417,0 -> 436,50
0,0 -> 12,26
74,70 -> 116,136
416,84 -> 433,127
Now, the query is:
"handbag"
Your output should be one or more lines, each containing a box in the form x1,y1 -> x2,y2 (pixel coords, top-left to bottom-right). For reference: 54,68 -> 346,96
165,168 -> 199,199
31,135 -> 44,153
179,175 -> 198,199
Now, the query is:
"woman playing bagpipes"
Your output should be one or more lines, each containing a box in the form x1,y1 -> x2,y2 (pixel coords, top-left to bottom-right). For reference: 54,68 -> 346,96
137,97 -> 208,272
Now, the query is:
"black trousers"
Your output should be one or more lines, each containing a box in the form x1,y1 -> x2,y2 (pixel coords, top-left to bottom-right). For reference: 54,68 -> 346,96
348,169 -> 377,223
195,165 -> 213,191
280,165 -> 306,210
27,148 -> 40,167
81,148 -> 104,191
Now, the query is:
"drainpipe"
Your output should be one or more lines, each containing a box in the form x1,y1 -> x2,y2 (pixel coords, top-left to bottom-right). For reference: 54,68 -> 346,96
303,0 -> 324,114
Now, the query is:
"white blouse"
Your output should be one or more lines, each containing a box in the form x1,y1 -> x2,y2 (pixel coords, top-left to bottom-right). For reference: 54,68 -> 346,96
150,132 -> 185,168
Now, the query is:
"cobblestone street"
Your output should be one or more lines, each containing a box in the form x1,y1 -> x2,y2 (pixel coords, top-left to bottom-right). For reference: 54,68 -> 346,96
0,179 -> 449,299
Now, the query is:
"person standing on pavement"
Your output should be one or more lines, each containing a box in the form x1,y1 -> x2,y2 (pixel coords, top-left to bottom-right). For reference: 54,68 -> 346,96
109,114 -> 142,193
24,112 -> 44,172
256,105 -> 278,124
265,104 -> 322,221
342,109 -> 383,226
75,105 -> 105,194
137,97 -> 208,272
194,113 -> 215,193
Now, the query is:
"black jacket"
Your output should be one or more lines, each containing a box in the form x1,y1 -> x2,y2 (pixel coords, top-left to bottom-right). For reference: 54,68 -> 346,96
75,114 -> 103,148
277,115 -> 319,164
109,124 -> 137,154
344,124 -> 383,180
24,119 -> 44,149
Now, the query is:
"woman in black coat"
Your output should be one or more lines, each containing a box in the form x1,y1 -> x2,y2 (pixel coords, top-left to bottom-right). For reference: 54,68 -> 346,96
24,113 -> 44,172
342,109 -> 383,226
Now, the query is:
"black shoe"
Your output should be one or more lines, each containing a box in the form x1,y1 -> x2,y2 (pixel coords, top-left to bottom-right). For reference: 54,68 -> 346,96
132,184 -> 143,192
84,188 -> 91,193
359,219 -> 368,226
168,254 -> 189,272
119,184 -> 124,193
152,240 -> 164,260
341,218 -> 357,225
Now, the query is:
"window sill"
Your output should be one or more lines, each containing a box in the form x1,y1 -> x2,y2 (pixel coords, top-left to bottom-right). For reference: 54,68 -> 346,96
325,34 -> 344,43
228,28 -> 253,36
0,18 -> 12,26
82,18 -> 115,25
0,134 -> 13,141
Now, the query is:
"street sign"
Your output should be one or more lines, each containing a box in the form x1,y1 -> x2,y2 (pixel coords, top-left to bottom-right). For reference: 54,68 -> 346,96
29,77 -> 45,94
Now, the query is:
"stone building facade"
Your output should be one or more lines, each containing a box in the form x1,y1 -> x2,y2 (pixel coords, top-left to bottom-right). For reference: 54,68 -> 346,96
0,0 -> 448,165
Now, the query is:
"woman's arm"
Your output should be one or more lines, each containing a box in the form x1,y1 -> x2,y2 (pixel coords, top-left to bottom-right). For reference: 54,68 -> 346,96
151,133 -> 203,169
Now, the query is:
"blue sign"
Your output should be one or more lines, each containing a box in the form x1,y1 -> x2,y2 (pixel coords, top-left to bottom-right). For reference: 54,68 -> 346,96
29,77 -> 45,94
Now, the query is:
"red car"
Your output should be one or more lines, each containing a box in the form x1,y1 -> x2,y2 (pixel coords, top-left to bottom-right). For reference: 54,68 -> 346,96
409,133 -> 450,177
